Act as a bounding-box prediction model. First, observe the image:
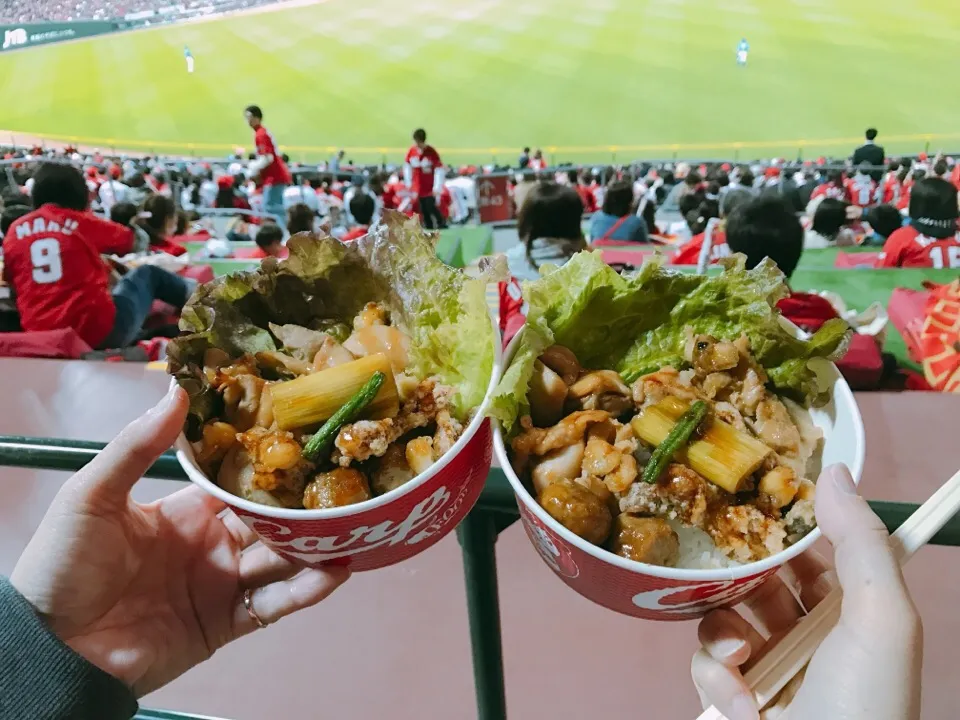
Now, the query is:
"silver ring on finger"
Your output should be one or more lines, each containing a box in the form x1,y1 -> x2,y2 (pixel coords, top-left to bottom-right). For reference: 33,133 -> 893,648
243,588 -> 269,629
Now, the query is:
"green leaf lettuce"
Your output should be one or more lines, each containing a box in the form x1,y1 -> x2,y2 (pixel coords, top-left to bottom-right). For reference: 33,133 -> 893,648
168,211 -> 501,438
490,253 -> 851,436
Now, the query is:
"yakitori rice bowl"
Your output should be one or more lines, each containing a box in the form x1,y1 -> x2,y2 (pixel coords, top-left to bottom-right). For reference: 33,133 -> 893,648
168,212 -> 502,571
491,252 -> 864,619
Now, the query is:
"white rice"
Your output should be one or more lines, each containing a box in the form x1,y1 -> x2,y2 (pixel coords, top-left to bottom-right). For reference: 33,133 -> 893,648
669,519 -> 739,570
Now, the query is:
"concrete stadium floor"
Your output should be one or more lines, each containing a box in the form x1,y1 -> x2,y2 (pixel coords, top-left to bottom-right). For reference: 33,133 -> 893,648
1,359 -> 958,719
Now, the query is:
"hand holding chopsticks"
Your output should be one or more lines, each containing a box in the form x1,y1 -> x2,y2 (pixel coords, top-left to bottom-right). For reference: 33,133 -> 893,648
693,464 -> 932,720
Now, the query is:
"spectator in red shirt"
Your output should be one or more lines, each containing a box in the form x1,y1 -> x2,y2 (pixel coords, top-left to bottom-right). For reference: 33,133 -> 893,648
404,128 -> 445,230
725,195 -> 839,333
245,104 -> 291,224
879,177 -> 960,268
880,161 -> 903,205
809,169 -> 850,204
671,188 -> 752,266
845,162 -> 879,208
2,163 -> 194,349
137,195 -> 187,257
251,222 -> 286,260
342,193 -> 375,242
567,168 -> 597,213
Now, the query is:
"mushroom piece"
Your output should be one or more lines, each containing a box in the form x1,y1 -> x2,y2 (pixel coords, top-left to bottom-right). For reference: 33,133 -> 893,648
531,441 -> 585,496
538,478 -> 612,545
222,373 -> 266,432
568,370 -> 633,416
539,345 -> 581,386
759,466 -> 799,509
371,443 -> 415,496
529,360 -> 568,427
256,350 -> 313,377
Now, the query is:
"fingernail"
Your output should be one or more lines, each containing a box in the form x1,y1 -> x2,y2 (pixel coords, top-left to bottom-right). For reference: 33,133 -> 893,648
710,637 -> 746,661
149,385 -> 179,416
825,464 -> 856,495
729,694 -> 760,720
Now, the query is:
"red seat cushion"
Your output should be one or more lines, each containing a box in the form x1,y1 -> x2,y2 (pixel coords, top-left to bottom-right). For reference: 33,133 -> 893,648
0,329 -> 93,359
836,333 -> 884,390
179,265 -> 215,284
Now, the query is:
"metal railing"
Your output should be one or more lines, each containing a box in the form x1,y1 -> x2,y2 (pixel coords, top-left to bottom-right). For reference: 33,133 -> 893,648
3,434 -> 960,720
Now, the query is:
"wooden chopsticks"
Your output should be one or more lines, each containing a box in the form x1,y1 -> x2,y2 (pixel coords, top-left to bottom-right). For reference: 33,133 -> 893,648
696,468 -> 960,720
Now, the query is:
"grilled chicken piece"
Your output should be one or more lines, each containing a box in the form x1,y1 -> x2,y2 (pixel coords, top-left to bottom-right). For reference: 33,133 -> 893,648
303,468 -> 372,509
609,514 -> 680,567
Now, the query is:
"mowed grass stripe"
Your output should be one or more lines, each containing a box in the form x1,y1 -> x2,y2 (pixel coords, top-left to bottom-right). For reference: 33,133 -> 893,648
1,0 -> 959,160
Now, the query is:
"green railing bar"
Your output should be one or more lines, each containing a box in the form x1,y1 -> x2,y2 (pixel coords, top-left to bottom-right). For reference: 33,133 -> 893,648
0,436 -> 187,480
457,512 -> 508,720
135,710 -> 232,720
5,434 -> 960,720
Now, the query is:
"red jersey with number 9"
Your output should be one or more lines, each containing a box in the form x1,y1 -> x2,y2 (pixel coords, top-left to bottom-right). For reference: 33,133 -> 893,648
3,204 -> 133,347
878,225 -> 960,269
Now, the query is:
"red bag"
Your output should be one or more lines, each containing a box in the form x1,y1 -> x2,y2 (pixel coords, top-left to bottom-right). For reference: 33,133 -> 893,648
888,287 -> 930,364
835,333 -> 884,390
498,278 -> 526,348
920,280 -> 960,393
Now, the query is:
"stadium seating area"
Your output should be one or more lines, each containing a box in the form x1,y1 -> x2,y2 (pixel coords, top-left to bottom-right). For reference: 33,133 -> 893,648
0,0 -> 278,24
1,141 -> 958,392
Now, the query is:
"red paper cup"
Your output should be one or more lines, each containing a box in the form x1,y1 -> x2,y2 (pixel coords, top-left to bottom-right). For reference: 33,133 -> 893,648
494,330 -> 865,620
176,324 -> 502,572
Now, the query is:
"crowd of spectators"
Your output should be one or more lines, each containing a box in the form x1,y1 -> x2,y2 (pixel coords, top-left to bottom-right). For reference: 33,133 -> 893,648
1,0 -> 279,26
2,126 -> 960,356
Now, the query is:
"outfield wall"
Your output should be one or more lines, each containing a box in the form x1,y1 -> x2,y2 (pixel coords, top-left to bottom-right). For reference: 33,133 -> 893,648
1,21 -> 118,52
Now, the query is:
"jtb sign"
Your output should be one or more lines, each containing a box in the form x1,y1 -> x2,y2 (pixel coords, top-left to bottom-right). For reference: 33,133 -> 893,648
1,21 -> 116,52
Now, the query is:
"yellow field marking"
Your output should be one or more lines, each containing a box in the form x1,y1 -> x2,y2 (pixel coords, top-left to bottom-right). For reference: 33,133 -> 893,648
6,129 -> 959,158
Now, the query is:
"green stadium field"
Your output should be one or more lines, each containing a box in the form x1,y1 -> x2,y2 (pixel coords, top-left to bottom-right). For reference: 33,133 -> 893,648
2,0 -> 960,163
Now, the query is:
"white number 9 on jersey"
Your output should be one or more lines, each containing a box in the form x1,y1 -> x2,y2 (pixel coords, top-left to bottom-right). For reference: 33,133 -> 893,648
30,238 -> 63,284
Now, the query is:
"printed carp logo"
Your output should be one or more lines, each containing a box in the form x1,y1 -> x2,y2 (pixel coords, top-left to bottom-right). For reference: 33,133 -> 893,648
521,507 -> 579,578
631,571 -> 774,616
3,28 -> 27,49
240,485 -> 464,561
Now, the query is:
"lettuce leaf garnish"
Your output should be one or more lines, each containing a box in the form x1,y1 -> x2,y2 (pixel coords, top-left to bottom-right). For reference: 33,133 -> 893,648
490,253 -> 850,436
168,211 -> 501,439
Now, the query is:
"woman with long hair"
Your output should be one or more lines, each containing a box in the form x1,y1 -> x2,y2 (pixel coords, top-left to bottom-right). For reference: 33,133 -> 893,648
588,180 -> 649,243
505,182 -> 586,281
137,194 -> 186,257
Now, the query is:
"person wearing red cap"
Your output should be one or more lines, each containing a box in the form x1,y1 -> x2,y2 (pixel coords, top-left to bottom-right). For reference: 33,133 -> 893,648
244,105 -> 291,224
98,165 -> 128,213
84,166 -> 102,204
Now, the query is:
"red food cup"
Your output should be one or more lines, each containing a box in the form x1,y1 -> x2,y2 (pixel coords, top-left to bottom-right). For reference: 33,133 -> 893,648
175,325 -> 502,572
493,330 -> 865,620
